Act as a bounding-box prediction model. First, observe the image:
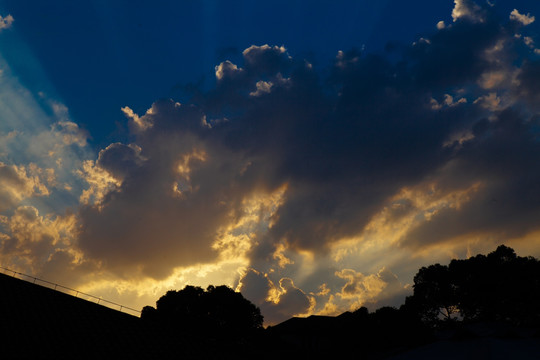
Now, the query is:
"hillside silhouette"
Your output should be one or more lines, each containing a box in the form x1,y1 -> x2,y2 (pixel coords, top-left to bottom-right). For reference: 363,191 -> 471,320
1,245 -> 540,359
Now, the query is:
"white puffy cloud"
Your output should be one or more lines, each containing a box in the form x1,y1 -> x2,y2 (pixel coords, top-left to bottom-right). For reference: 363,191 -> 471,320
52,121 -> 87,147
452,0 -> 484,23
510,9 -> 535,26
250,80 -> 273,97
121,106 -> 154,131
0,14 -> 13,31
0,206 -> 81,272
76,160 -> 121,206
0,162 -> 49,212
215,60 -> 242,81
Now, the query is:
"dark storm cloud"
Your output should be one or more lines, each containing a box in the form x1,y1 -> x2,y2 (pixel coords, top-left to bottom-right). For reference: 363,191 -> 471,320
401,107 -> 540,248
96,143 -> 144,182
237,268 -> 312,325
515,60 -> 540,110
407,19 -> 500,88
209,47 -> 466,254
77,2 -> 540,281
77,107 -> 250,278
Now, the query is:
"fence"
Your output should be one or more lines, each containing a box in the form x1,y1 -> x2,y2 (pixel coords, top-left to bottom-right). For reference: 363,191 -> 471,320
0,266 -> 141,317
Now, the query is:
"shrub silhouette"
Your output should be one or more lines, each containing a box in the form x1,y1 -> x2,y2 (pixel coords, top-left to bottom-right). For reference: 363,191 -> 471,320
406,245 -> 540,327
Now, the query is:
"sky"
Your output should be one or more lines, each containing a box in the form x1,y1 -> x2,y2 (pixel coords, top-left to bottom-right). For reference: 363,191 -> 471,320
0,0 -> 540,325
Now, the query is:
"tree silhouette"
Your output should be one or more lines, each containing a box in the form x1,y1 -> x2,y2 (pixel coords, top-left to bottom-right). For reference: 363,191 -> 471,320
406,245 -> 540,327
406,263 -> 460,324
142,285 -> 263,337
203,285 -> 264,332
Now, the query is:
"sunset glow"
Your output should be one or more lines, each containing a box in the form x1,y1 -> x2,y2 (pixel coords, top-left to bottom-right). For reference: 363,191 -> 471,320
1,0 -> 540,326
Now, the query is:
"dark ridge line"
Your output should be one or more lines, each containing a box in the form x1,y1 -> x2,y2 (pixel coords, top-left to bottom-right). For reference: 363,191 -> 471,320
0,266 -> 141,316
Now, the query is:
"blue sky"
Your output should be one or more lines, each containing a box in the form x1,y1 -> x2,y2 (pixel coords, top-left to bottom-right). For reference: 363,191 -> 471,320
1,0 -> 540,325
0,0 -> 459,145
1,0 -> 535,143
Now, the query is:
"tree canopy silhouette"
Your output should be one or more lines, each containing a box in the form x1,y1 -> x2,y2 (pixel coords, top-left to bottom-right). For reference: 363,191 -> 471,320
141,285 -> 263,337
405,245 -> 540,327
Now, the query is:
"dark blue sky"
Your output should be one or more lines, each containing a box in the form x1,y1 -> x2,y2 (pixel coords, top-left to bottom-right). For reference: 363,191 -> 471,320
2,1 -> 537,147
0,0 -> 462,146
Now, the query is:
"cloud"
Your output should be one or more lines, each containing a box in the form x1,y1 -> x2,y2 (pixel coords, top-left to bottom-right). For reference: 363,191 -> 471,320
0,162 -> 49,212
3,1 -> 540,323
76,159 -> 120,206
0,49 -> 96,289
514,60 -> 540,110
337,269 -> 386,300
215,60 -> 242,82
95,143 -> 145,183
409,18 -> 501,88
121,106 -> 154,131
510,9 -> 535,26
473,92 -> 502,111
273,278 -> 313,316
242,44 -> 289,74
399,109 -> 540,250
76,102 -> 271,278
451,0 -> 485,23
237,268 -> 313,325
431,94 -> 467,110
0,206 -> 88,280
0,59 -> 90,196
249,80 -> 273,97
333,267 -> 410,311
0,14 -> 14,31
236,268 -> 274,305
71,2 -> 540,318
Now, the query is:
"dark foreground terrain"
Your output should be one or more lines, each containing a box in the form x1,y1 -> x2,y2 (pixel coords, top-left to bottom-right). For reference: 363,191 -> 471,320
2,245 -> 540,359
0,272 -> 265,359
0,273 -> 165,358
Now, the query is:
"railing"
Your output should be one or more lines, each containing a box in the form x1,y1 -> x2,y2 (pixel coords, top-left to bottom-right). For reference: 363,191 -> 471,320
0,266 -> 141,317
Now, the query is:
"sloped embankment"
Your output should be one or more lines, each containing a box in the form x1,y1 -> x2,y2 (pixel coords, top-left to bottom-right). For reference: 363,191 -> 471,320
0,273 -> 169,359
